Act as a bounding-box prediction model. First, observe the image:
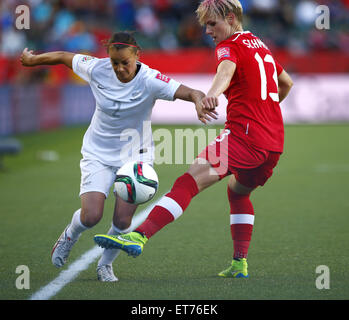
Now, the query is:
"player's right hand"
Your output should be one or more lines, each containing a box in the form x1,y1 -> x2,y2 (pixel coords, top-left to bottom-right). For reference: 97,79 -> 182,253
201,96 -> 219,111
20,48 -> 36,66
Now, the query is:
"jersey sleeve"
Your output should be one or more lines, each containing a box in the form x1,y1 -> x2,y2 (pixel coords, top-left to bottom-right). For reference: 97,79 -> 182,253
72,54 -> 99,83
275,59 -> 284,76
215,43 -> 238,67
149,70 -> 181,101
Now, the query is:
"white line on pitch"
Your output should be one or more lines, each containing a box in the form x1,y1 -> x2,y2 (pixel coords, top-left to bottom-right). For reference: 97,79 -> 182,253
29,246 -> 103,300
29,201 -> 157,300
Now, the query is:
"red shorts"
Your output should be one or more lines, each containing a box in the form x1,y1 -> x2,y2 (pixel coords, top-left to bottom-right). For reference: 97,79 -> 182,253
196,129 -> 281,189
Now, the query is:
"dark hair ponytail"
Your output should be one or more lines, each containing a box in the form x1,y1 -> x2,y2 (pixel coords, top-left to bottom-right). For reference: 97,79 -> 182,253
102,31 -> 141,53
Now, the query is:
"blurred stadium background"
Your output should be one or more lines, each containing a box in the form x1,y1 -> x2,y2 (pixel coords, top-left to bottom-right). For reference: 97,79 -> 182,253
0,0 -> 349,134
1,0 -> 349,301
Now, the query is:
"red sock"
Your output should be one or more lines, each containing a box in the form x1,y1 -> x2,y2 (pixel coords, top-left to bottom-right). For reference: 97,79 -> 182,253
227,187 -> 254,259
136,173 -> 199,238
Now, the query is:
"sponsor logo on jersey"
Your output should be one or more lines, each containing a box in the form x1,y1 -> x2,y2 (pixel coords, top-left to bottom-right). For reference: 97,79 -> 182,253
217,47 -> 230,60
156,73 -> 170,83
81,55 -> 95,63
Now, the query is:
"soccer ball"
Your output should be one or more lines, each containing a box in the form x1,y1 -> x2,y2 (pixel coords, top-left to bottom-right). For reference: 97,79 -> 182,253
114,161 -> 159,204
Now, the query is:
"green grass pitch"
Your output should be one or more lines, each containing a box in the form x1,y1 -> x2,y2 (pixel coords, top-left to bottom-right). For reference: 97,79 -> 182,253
0,124 -> 348,300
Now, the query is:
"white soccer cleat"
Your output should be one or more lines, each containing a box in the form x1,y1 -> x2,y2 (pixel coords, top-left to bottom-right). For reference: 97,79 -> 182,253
51,224 -> 78,268
96,264 -> 118,282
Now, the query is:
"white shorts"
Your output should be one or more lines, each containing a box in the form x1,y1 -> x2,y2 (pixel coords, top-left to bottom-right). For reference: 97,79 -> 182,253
80,156 -> 154,198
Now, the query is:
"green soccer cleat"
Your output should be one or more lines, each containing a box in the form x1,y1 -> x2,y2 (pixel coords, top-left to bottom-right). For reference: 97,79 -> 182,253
218,258 -> 249,278
94,232 -> 148,257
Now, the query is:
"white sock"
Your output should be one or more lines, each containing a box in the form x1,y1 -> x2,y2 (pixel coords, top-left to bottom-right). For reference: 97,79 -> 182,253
97,224 -> 133,267
66,209 -> 89,240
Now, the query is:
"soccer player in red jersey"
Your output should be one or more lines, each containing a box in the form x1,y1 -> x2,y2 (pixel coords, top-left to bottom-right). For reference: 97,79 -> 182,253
94,0 -> 293,278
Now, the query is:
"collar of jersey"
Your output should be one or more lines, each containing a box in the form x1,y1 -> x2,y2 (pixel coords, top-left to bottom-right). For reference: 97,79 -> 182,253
233,30 -> 251,35
229,31 -> 251,43
216,31 -> 251,46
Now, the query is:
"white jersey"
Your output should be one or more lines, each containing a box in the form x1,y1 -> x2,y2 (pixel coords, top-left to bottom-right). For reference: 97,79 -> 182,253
72,54 -> 181,167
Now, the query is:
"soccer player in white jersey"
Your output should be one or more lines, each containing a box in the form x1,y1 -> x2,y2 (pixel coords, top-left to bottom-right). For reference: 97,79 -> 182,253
20,31 -> 216,282
94,1 -> 293,279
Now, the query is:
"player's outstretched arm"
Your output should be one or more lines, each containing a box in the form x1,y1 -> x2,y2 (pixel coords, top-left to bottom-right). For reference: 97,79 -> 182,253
174,85 -> 218,124
201,60 -> 236,110
20,48 -> 75,69
278,70 -> 293,103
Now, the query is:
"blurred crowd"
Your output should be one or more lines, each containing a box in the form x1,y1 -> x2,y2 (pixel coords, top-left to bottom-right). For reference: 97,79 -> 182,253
1,0 -> 349,57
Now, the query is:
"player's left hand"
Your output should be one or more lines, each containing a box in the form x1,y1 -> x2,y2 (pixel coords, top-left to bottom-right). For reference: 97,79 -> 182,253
196,103 -> 218,124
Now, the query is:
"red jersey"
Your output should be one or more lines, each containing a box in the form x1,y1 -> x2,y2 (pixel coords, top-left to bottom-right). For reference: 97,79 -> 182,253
215,31 -> 284,152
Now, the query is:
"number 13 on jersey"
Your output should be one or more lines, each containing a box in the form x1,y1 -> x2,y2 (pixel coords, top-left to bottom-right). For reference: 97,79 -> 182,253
254,52 -> 279,102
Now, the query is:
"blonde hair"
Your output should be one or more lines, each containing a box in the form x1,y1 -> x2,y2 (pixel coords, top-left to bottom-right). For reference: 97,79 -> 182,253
196,0 -> 243,26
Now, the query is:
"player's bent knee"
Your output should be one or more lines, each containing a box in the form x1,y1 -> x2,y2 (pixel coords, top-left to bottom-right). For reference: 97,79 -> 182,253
228,176 -> 254,195
80,209 -> 103,228
187,159 -> 220,192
